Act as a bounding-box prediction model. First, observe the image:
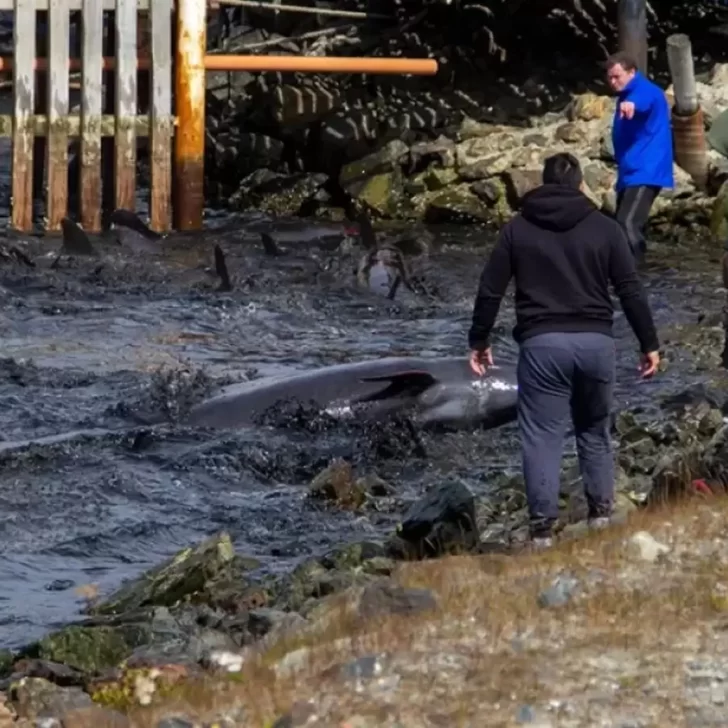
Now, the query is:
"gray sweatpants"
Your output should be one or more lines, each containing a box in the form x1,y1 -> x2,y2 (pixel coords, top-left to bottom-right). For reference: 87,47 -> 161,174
517,332 -> 616,537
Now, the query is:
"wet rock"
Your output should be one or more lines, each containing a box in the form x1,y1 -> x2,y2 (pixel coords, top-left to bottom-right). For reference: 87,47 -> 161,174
422,185 -> 492,224
92,532 -> 237,616
36,624 -> 147,674
339,140 -> 409,187
357,579 -> 437,619
421,166 -> 458,191
319,540 -> 388,571
390,480 -> 479,559
9,677 -> 94,721
236,172 -> 328,217
470,177 -> 507,207
308,459 -> 367,510
410,136 -> 456,169
0,651 -> 13,678
351,170 -> 405,218
10,659 -> 85,687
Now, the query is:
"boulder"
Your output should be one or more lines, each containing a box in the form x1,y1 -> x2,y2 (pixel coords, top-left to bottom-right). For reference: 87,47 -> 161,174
36,623 -> 149,674
566,92 -> 612,122
422,185 -> 493,224
455,133 -> 518,170
503,168 -> 542,207
91,532 -> 237,616
339,140 -> 409,187
389,480 -> 479,559
308,459 -> 367,510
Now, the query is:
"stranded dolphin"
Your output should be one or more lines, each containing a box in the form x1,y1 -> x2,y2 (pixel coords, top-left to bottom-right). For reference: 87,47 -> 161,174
183,356 -> 519,431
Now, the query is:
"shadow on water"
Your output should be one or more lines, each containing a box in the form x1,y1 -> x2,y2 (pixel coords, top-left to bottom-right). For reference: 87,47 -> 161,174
0,172 -> 722,649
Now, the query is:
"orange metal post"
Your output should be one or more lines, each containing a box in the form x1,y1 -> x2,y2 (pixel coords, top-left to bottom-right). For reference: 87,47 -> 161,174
173,0 -> 206,230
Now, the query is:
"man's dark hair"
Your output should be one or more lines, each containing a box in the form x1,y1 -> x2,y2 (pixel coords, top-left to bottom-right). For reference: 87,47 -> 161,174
542,152 -> 583,189
606,51 -> 637,72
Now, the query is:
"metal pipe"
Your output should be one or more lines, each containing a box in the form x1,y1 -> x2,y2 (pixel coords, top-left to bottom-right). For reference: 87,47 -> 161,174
0,55 -> 438,75
666,33 -> 698,115
174,0 -> 206,231
204,55 -> 438,74
617,0 -> 647,75
217,0 -> 392,21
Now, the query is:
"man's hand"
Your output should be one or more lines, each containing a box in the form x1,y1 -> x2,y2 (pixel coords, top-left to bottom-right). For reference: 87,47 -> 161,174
469,348 -> 493,376
619,100 -> 635,120
639,350 -> 660,378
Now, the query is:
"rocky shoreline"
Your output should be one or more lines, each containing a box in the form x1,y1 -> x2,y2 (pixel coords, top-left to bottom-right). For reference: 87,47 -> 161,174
3,377 -> 728,726
200,1 -> 728,239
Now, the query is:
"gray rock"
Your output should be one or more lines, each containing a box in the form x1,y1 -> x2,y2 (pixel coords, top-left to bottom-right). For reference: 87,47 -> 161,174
537,573 -> 581,608
394,480 -> 479,558
358,579 -> 437,619
155,718 -> 195,728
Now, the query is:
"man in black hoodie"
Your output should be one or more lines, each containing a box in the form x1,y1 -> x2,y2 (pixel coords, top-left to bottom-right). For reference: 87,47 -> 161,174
468,152 -> 660,548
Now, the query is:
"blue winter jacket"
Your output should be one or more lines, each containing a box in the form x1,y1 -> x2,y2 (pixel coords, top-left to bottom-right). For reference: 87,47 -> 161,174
612,71 -> 674,192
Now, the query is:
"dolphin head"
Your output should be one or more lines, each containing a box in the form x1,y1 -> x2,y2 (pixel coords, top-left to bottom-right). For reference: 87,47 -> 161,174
413,369 -> 518,430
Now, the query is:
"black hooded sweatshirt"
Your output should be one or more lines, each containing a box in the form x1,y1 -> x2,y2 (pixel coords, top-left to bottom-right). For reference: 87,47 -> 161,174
468,184 -> 659,354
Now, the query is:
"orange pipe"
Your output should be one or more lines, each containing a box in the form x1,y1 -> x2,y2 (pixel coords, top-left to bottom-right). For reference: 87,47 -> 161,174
0,55 -> 438,75
204,55 -> 438,75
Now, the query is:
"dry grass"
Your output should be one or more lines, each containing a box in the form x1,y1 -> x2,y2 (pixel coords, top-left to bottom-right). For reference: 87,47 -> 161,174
120,496 -> 728,727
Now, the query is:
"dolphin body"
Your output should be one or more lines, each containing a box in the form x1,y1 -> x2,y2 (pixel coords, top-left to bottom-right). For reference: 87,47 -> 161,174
183,356 -> 519,431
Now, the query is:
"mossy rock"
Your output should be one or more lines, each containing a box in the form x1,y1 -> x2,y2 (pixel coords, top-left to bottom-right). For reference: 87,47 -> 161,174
422,166 -> 458,191
352,170 -> 404,218
339,140 -> 409,186
423,184 -> 493,224
710,179 -> 728,242
37,624 -> 147,674
92,532 -> 236,616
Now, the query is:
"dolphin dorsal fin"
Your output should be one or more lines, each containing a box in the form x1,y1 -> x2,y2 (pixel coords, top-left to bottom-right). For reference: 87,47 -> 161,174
354,370 -> 437,403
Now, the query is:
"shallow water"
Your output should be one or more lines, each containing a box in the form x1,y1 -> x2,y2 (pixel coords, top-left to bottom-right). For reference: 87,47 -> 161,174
0,215 -> 718,651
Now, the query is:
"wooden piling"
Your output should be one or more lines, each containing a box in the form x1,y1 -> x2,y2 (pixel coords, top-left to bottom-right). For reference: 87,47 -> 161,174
11,0 -> 36,232
80,0 -> 104,232
3,0 -> 437,233
46,0 -> 70,230
114,0 -> 137,212
174,0 -> 206,231
617,0 -> 647,76
150,0 -> 173,232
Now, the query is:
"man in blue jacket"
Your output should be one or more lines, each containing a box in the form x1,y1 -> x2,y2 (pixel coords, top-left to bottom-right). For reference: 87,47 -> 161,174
607,51 -> 674,261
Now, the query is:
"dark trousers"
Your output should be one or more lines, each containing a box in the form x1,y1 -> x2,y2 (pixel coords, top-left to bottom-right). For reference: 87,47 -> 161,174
517,332 -> 616,538
616,185 -> 660,260
722,252 -> 728,369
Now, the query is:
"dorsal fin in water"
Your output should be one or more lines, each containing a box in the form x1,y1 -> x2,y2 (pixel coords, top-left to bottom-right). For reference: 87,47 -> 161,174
214,244 -> 232,292
354,370 -> 437,403
356,208 -> 378,251
52,218 -> 98,268
109,208 -> 163,240
260,232 -> 282,257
